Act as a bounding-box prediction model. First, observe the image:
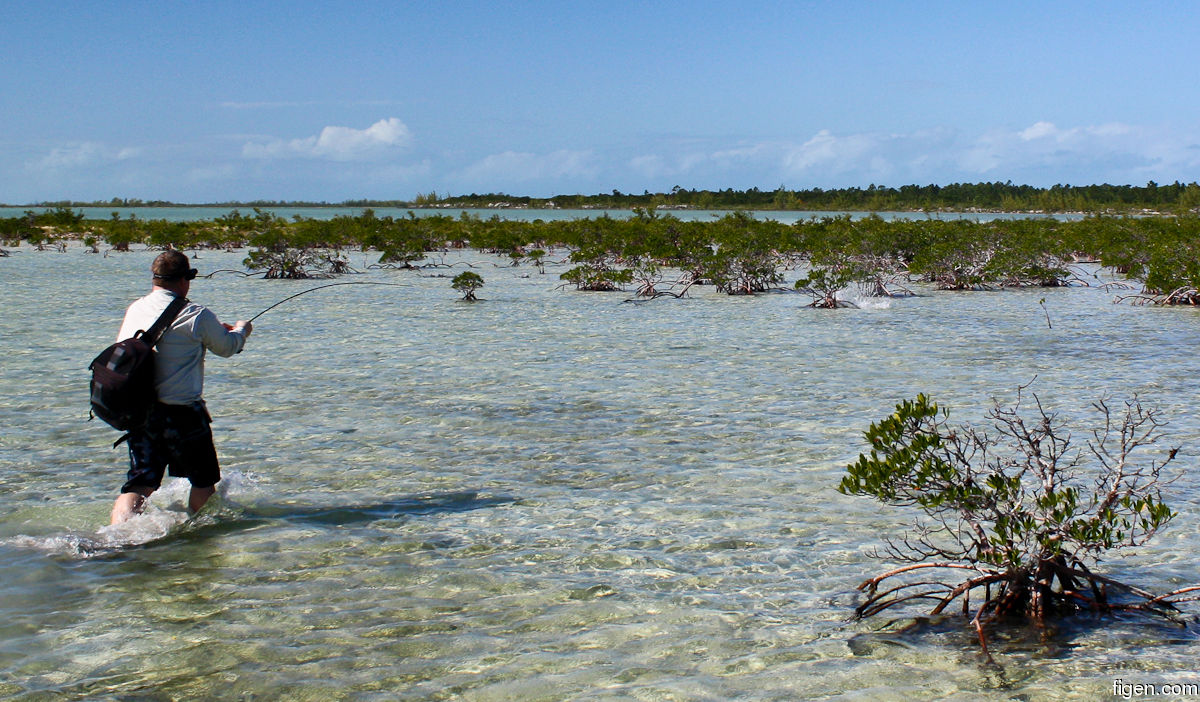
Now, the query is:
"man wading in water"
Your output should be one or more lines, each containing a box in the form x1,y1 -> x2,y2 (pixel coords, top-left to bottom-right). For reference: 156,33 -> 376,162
110,251 -> 253,524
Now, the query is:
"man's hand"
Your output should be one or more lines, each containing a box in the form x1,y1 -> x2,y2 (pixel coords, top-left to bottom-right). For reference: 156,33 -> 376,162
224,320 -> 253,338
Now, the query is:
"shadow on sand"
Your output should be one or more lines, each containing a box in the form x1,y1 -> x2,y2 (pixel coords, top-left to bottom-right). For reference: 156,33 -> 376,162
246,490 -> 516,527
106,491 -> 516,555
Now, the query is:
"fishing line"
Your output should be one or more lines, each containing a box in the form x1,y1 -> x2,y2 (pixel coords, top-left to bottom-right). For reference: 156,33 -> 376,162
247,281 -> 405,322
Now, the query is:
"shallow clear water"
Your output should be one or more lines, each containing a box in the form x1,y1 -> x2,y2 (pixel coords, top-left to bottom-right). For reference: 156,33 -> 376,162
2,244 -> 1199,700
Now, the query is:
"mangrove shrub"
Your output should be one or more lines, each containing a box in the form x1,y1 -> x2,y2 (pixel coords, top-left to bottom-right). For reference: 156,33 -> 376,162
451,271 -> 484,300
841,388 -> 1198,658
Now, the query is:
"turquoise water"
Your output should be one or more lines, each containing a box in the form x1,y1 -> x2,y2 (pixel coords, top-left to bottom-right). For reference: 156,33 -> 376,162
0,206 -> 1083,224
1,244 -> 1197,699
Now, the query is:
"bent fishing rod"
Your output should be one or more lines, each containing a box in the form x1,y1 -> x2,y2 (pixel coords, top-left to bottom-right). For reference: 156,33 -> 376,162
246,281 -> 405,323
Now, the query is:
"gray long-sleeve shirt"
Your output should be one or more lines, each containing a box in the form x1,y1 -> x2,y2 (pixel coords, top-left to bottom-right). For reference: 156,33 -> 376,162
117,289 -> 247,405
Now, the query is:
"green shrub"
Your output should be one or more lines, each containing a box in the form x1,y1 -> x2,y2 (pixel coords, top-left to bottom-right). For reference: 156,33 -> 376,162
841,388 -> 1193,658
451,271 -> 484,300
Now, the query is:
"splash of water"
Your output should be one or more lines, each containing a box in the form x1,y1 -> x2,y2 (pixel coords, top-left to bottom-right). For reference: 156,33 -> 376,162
848,294 -> 893,310
1,471 -> 255,558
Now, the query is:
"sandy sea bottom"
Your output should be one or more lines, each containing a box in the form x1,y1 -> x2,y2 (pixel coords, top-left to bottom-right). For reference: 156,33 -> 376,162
2,245 -> 1200,700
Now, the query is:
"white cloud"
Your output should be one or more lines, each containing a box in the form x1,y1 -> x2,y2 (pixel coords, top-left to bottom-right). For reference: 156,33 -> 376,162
36,142 -> 103,169
243,117 -> 413,161
29,142 -> 145,174
1020,121 -> 1058,141
760,122 -> 1200,186
630,154 -> 667,177
610,122 -> 1200,190
455,149 -> 597,185
30,142 -> 142,171
948,121 -> 1200,182
712,142 -> 774,163
782,130 -> 879,173
629,152 -> 708,179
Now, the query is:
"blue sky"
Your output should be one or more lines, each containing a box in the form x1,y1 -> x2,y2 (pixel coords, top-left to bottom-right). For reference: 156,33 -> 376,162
3,1 -> 1199,203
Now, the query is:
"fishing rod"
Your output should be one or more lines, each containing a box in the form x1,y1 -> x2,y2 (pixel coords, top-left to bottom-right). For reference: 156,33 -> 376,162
247,281 -> 405,322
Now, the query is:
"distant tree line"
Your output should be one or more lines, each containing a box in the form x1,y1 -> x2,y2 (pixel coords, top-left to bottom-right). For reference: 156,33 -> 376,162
426,181 -> 1200,214
11,181 -> 1200,214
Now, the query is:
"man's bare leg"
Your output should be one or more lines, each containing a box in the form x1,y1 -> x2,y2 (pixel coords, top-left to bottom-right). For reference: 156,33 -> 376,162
189,485 -> 216,515
111,487 -> 155,525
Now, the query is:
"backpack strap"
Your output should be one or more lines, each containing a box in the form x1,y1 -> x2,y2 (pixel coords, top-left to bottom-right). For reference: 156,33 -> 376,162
135,295 -> 189,347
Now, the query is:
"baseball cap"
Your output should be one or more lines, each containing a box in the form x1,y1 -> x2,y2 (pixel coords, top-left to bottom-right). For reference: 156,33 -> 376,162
151,250 -> 198,281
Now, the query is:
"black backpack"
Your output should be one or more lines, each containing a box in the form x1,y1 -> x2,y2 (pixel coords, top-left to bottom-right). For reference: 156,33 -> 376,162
89,295 -> 188,433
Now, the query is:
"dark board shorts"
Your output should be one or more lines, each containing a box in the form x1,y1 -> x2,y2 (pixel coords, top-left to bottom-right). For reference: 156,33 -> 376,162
122,401 -> 220,493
